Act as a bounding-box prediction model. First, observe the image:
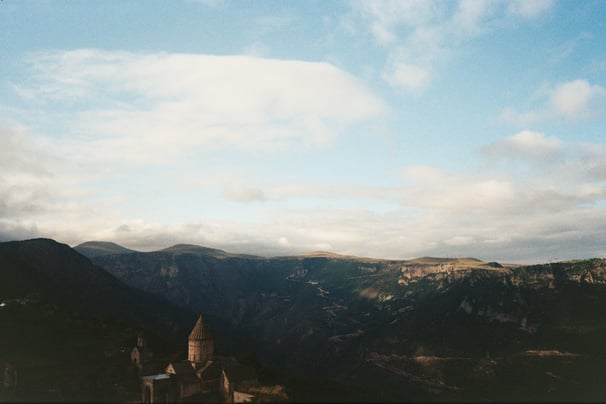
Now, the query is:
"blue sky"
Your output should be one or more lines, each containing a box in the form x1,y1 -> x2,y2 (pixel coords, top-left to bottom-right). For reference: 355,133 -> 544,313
1,0 -> 606,262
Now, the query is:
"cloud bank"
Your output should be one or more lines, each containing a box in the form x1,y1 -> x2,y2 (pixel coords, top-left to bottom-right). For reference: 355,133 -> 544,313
348,0 -> 553,90
500,79 -> 606,126
3,113 -> 606,263
17,50 -> 387,162
2,45 -> 606,264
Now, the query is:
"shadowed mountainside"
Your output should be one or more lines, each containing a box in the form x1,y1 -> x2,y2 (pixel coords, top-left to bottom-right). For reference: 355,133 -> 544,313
0,238 -> 288,402
0,239 -> 197,402
74,240 -> 138,257
1,238 -> 192,334
84,241 -> 606,402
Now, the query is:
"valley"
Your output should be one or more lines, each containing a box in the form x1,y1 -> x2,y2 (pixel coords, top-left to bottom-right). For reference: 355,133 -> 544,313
82,241 -> 606,401
3,238 -> 606,401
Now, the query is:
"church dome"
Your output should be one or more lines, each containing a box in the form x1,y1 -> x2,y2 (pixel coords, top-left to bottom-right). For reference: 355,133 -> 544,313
188,314 -> 213,340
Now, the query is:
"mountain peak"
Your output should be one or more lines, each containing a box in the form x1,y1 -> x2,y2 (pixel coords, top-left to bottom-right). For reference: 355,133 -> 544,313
298,251 -> 347,258
294,250 -> 388,263
159,244 -> 263,259
160,244 -> 228,255
74,241 -> 138,258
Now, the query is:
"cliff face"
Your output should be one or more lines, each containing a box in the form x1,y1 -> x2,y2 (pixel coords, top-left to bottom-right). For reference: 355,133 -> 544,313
6,238 -> 606,401
90,249 -> 606,340
88,246 -> 606,400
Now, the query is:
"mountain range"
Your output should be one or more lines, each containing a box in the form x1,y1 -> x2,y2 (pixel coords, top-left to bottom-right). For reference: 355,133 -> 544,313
3,238 -> 606,402
78,240 -> 606,402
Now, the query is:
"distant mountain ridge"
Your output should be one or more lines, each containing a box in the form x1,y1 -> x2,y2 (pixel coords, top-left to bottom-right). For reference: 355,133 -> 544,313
76,241 -> 266,259
75,240 -> 500,264
12,238 -> 606,401
159,243 -> 262,259
1,238 -> 190,332
84,240 -> 606,401
74,240 -> 138,257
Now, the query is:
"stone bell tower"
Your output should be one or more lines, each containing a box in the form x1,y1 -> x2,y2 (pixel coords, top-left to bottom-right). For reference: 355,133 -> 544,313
188,314 -> 214,367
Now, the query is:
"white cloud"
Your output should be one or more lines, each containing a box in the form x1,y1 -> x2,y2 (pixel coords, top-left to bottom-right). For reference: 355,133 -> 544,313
348,0 -> 553,91
550,79 -> 606,120
3,49 -> 399,256
259,183 -> 400,203
2,5 -> 604,265
39,188 -> 604,263
223,186 -> 267,203
401,166 -> 518,214
350,0 -> 438,46
195,132 -> 606,261
0,124 -> 110,243
500,79 -> 606,125
482,130 -> 563,161
498,107 -> 544,127
578,143 -> 606,180
0,125 -> 61,218
506,0 -> 553,18
445,235 -> 475,246
452,0 -> 498,37
389,132 -> 606,261
382,62 -> 430,91
17,50 -> 387,163
2,116 -> 606,263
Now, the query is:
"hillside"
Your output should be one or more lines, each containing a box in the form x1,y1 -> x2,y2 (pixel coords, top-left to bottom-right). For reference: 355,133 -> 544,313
159,243 -> 262,259
0,239 -> 197,402
0,239 -> 192,333
86,243 -> 606,401
74,240 -> 138,257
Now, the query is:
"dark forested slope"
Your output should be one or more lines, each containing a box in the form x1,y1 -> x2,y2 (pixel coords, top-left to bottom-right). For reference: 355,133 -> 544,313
0,239 -> 196,402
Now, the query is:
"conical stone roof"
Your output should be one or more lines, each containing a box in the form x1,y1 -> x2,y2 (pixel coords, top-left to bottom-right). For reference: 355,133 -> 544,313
188,314 -> 213,340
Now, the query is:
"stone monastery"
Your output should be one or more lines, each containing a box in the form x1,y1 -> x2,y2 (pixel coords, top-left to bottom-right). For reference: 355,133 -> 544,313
138,314 -> 257,403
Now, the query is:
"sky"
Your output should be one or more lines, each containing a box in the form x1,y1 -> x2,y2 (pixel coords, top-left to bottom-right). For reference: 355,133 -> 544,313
1,0 -> 606,263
